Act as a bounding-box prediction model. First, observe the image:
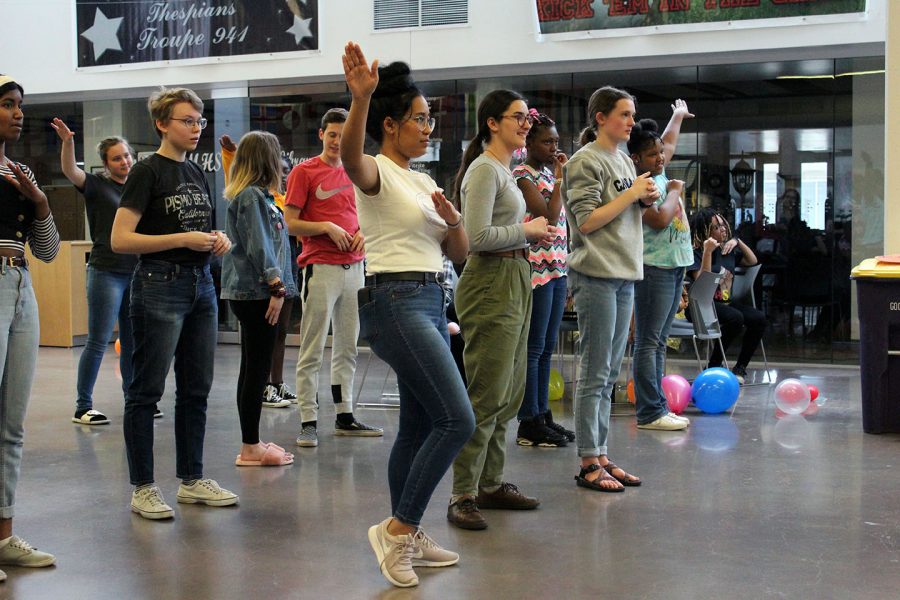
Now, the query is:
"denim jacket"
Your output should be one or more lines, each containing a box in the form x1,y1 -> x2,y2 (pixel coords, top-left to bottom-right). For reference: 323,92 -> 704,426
221,186 -> 298,301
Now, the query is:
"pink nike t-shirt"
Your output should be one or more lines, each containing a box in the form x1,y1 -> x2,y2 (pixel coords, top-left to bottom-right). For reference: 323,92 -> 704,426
285,156 -> 365,267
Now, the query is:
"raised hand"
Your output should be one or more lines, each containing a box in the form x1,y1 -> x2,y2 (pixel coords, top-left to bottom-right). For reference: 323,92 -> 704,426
50,118 -> 75,143
218,134 -> 237,153
342,42 -> 379,100
431,190 -> 461,227
670,98 -> 694,120
5,162 -> 48,206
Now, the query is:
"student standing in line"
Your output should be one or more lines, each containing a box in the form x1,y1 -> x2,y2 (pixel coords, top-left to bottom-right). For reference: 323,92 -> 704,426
111,87 -> 238,520
0,74 -> 59,576
51,119 -> 153,425
513,108 -> 575,448
220,134 -> 296,408
628,101 -> 694,431
341,42 -> 474,588
284,107 -> 382,448
221,131 -> 297,467
561,86 -> 657,493
447,90 -> 556,531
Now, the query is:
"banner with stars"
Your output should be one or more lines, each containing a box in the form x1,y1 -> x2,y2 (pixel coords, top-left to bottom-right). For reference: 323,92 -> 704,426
76,0 -> 319,70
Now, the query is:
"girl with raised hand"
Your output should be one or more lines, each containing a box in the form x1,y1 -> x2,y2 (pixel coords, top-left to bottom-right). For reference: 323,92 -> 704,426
51,118 -> 140,427
627,99 -> 695,431
561,86 -> 658,493
513,108 -> 574,449
221,131 -> 298,468
340,42 -> 474,589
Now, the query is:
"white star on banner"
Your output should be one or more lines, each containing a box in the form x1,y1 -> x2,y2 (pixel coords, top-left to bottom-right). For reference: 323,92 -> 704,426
80,8 -> 124,61
286,15 -> 313,45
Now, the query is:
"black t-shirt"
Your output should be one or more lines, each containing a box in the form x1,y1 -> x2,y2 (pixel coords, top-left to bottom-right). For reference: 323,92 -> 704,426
690,246 -> 744,278
120,153 -> 213,266
78,173 -> 138,273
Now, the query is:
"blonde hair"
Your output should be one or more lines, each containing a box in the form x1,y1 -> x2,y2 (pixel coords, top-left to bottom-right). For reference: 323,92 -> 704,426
96,136 -> 133,163
147,86 -> 204,139
224,131 -> 283,200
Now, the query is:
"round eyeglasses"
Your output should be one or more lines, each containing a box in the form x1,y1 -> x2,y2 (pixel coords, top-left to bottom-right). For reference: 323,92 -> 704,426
171,117 -> 208,130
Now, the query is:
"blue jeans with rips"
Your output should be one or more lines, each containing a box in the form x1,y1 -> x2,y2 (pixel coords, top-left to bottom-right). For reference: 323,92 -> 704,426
123,261 -> 217,486
358,280 -> 475,527
76,266 -> 133,412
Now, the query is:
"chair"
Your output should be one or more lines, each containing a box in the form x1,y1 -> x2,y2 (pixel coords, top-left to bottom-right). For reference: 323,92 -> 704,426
354,341 -> 400,409
731,264 -> 772,384
686,270 -> 729,372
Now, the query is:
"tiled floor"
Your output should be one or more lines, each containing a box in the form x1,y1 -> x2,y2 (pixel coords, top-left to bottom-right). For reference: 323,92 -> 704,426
2,345 -> 897,599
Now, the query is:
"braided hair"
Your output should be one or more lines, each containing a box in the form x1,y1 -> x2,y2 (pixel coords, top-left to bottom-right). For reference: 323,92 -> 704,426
689,207 -> 732,250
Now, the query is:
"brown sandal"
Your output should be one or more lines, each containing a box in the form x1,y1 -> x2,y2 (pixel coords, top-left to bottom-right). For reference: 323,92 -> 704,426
574,464 -> 624,493
602,461 -> 641,487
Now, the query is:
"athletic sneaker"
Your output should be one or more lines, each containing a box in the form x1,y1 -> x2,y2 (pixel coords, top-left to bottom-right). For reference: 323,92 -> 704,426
637,413 -> 688,431
516,417 -> 567,447
0,536 -> 55,568
296,424 -> 318,447
262,386 -> 290,408
176,479 -> 239,507
412,529 -> 459,567
154,407 -> 164,419
274,382 -> 298,404
334,418 -> 383,437
367,518 -> 418,588
72,409 -> 110,426
668,412 -> 691,426
544,409 -> 576,442
131,485 -> 174,520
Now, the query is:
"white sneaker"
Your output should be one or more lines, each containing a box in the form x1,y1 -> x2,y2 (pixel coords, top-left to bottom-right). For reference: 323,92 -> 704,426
412,528 -> 459,567
262,386 -> 290,408
176,479 -> 239,507
0,536 -> 55,567
668,412 -> 691,426
131,485 -> 174,520
367,518 -> 418,588
637,414 -> 688,431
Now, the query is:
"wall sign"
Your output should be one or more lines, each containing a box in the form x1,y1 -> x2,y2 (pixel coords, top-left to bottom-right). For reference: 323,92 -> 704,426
76,0 -> 319,70
535,0 -> 867,38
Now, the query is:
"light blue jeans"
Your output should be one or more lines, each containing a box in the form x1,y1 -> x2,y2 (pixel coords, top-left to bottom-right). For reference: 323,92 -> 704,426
0,266 -> 39,519
569,270 -> 633,458
633,266 -> 685,425
76,266 -> 133,412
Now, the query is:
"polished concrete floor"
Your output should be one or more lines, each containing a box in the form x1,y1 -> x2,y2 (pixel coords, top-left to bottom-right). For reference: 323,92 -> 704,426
3,345 -> 898,599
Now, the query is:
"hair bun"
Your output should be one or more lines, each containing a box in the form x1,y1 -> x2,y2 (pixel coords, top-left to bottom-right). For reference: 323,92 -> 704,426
374,62 -> 415,98
637,118 -> 658,134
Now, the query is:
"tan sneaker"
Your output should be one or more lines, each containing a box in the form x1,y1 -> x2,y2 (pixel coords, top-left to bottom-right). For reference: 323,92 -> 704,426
131,485 -> 174,520
176,479 -> 239,507
0,536 -> 55,567
367,518 -> 418,587
412,529 -> 459,567
637,413 -> 688,431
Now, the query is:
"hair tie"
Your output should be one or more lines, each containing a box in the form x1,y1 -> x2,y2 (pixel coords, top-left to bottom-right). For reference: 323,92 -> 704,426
528,108 -> 540,118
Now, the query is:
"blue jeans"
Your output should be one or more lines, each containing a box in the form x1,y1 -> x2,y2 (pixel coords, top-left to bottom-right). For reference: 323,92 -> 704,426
569,271 -> 633,458
0,266 -> 39,519
633,266 -> 685,425
359,280 -> 475,527
76,266 -> 133,412
519,276 -> 567,420
124,261 -> 217,486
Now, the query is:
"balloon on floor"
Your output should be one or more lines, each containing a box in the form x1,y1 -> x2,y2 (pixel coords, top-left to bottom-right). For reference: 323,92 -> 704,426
691,368 -> 740,414
662,374 -> 691,414
773,378 -> 811,415
548,368 -> 564,401
115,338 -> 121,355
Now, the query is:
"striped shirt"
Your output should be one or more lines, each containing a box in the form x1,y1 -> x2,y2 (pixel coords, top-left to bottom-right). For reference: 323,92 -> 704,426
513,163 -> 568,288
0,162 -> 61,262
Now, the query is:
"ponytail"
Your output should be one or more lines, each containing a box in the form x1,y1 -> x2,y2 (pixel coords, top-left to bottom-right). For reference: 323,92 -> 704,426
580,85 -> 635,147
453,128 -> 489,201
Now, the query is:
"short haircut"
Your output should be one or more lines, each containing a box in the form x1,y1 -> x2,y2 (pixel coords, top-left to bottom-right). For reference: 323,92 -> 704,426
147,86 -> 204,139
320,108 -> 348,130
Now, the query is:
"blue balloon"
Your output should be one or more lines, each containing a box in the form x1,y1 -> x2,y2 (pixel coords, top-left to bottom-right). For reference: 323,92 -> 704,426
691,367 -> 740,414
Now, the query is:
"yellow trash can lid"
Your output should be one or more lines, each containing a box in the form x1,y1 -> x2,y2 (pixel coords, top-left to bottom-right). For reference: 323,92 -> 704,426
851,256 -> 900,278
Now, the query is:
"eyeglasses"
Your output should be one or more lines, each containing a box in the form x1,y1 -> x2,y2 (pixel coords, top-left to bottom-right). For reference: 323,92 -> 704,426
171,117 -> 208,130
406,115 -> 436,132
501,113 -> 535,127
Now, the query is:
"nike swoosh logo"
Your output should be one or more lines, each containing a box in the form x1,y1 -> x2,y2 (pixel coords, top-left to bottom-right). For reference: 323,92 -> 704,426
315,183 -> 353,200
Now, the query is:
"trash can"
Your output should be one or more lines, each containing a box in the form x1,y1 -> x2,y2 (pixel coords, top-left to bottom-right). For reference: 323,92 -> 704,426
851,258 -> 900,433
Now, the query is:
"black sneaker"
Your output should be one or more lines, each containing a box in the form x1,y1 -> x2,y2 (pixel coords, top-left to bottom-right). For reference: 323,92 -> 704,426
516,417 -> 567,448
154,407 -> 164,419
334,419 -> 383,437
732,365 -> 747,385
544,409 -> 575,442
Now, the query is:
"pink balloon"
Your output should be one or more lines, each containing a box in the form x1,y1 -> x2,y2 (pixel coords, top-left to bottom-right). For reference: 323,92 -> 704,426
662,374 -> 691,415
807,384 -> 819,402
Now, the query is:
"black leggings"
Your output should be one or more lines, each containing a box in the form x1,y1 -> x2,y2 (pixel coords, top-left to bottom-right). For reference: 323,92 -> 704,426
710,301 -> 766,369
230,299 -> 279,445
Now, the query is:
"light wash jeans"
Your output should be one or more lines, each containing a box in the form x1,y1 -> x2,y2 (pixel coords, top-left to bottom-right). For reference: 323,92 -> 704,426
633,266 -> 685,425
0,266 -> 39,519
569,270 -> 633,458
76,266 -> 133,412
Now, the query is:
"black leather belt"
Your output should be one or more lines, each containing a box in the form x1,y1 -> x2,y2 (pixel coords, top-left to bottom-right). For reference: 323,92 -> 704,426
365,271 -> 444,286
0,256 -> 28,268
472,249 -> 528,259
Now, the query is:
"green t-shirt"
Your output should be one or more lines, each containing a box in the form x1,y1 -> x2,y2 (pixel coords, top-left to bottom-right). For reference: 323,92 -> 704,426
642,171 -> 693,268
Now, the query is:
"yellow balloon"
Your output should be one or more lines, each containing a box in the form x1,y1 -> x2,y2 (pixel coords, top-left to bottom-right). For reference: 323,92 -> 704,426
548,368 -> 564,401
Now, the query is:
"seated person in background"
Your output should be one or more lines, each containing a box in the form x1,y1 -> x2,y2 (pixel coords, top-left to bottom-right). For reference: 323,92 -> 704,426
687,208 -> 765,385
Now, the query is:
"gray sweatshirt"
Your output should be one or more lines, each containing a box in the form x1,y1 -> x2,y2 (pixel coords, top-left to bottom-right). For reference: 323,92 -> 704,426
460,154 -> 528,252
561,142 -> 643,280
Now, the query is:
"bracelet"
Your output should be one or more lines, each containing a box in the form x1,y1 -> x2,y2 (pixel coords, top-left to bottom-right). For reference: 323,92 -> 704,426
269,281 -> 287,298
447,219 -> 461,229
